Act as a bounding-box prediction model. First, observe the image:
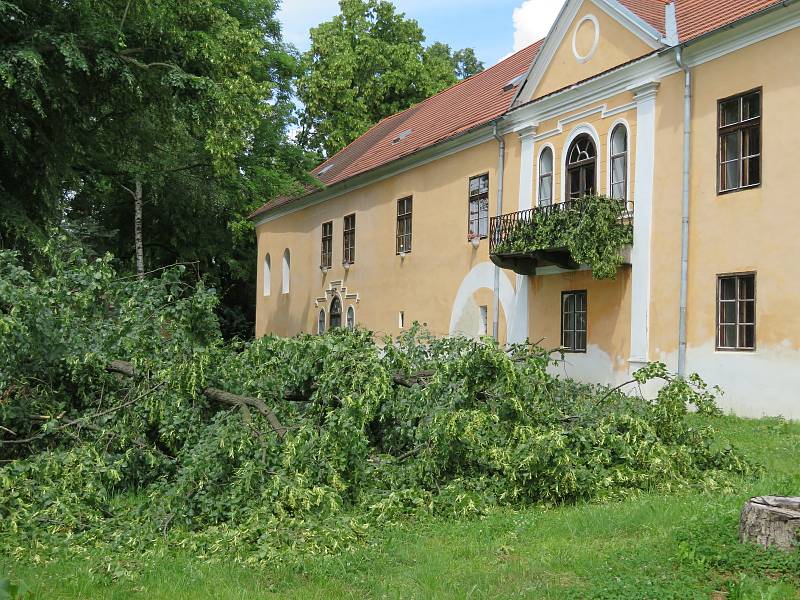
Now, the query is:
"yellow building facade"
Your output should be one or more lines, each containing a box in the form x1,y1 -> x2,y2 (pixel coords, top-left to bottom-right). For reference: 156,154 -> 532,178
254,0 -> 800,419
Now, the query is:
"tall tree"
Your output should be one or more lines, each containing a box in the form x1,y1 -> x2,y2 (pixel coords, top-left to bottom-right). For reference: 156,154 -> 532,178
1,0 -> 312,335
296,0 -> 484,157
425,42 -> 484,81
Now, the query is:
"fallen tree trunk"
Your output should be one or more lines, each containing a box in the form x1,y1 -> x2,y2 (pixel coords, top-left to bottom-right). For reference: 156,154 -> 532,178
392,370 -> 435,388
203,387 -> 287,439
739,496 -> 800,551
105,360 -> 441,438
107,360 -> 287,439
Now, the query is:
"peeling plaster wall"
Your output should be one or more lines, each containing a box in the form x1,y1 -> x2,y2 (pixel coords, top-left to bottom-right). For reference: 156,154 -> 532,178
549,343 -> 632,387
655,344 -> 800,420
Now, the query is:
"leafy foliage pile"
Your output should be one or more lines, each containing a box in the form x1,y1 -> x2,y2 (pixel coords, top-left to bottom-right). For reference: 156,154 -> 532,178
0,246 -> 753,565
494,195 -> 634,279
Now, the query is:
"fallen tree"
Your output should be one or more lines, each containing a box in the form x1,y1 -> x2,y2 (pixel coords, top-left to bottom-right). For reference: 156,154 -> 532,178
0,246 -> 756,566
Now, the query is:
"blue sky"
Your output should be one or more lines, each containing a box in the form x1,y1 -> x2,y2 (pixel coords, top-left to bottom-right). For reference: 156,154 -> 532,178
278,0 -> 565,67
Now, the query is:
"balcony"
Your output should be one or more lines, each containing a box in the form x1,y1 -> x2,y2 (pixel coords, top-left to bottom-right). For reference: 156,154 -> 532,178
489,198 -> 634,278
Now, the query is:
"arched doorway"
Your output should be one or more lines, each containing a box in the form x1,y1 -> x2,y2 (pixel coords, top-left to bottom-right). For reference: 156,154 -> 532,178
329,295 -> 342,329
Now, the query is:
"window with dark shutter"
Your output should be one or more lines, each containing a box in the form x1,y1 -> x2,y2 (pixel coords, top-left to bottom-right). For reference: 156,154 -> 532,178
468,174 -> 489,239
717,273 -> 756,351
343,214 -> 356,264
566,135 -> 597,201
396,197 -> 412,254
561,290 -> 587,352
329,296 -> 342,329
321,221 -> 332,268
718,90 -> 761,193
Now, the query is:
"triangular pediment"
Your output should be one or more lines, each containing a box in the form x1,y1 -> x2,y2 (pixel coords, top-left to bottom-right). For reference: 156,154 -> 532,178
513,0 -> 665,106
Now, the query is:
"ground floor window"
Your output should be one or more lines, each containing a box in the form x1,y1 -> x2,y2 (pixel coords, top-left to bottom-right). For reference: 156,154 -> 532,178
329,296 -> 342,329
717,273 -> 756,350
561,290 -> 587,352
346,306 -> 355,330
317,309 -> 325,334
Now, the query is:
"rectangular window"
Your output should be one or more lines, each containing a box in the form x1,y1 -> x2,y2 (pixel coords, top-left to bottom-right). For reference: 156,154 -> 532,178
321,221 -> 333,269
343,213 -> 356,264
398,311 -> 405,329
718,89 -> 761,193
468,174 -> 489,239
561,290 -> 587,352
396,196 -> 413,254
717,273 -> 756,351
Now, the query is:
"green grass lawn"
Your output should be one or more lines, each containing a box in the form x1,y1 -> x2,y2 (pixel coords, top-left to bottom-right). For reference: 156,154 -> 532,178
3,416 -> 799,599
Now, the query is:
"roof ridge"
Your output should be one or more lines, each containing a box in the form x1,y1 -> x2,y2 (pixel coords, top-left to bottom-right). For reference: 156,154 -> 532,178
399,38 -> 546,109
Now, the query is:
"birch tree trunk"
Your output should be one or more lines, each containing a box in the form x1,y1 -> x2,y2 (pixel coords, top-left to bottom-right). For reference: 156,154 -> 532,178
133,178 -> 144,280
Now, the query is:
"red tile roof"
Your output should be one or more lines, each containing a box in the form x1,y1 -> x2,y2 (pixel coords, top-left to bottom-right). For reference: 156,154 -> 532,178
251,40 -> 543,218
618,0 -> 667,32
252,0 -> 790,219
675,0 -> 783,42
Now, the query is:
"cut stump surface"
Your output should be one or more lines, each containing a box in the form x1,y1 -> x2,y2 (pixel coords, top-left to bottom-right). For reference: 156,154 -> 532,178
739,496 -> 800,551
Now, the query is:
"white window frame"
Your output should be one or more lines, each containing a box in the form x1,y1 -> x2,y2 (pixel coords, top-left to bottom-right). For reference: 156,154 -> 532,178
281,248 -> 290,294
536,143 -> 555,207
606,119 -> 631,201
263,253 -> 271,297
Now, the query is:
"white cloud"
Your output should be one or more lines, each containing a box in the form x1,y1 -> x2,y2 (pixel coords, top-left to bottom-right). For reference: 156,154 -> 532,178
512,0 -> 565,51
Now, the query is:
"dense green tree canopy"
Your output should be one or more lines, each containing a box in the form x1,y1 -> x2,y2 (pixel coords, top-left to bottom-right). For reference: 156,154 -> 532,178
296,0 -> 484,157
0,0 -> 313,335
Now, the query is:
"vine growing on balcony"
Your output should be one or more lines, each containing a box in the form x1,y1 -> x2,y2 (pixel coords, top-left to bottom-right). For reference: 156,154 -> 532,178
494,195 -> 634,279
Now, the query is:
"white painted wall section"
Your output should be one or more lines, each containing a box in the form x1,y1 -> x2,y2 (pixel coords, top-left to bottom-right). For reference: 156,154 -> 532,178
508,126 -> 538,345
628,81 -> 659,370
450,262 -> 516,338
656,343 -> 800,420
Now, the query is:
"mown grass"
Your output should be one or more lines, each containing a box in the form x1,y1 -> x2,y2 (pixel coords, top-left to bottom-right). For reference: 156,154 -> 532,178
3,415 -> 799,599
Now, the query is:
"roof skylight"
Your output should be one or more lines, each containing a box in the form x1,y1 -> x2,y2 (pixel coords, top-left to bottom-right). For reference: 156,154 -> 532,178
391,129 -> 413,144
503,74 -> 524,92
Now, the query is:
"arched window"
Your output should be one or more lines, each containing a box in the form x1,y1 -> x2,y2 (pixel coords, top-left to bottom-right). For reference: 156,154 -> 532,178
263,254 -> 271,296
566,134 -> 597,201
610,125 -> 628,200
329,296 -> 342,329
346,306 -> 355,330
281,249 -> 290,294
317,309 -> 326,334
538,147 -> 553,207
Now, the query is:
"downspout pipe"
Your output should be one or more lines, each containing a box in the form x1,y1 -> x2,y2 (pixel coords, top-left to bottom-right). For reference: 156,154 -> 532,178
492,121 -> 505,341
676,47 -> 692,376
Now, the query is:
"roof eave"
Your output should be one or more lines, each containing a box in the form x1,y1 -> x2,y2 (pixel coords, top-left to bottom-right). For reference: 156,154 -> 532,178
251,121 -> 502,227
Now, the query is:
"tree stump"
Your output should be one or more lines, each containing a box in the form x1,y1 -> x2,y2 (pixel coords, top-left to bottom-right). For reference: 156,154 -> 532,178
739,496 -> 800,551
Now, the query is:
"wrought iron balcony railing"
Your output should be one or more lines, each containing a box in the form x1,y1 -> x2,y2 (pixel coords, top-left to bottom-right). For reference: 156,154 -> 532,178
489,198 -> 634,254
488,198 -> 634,275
